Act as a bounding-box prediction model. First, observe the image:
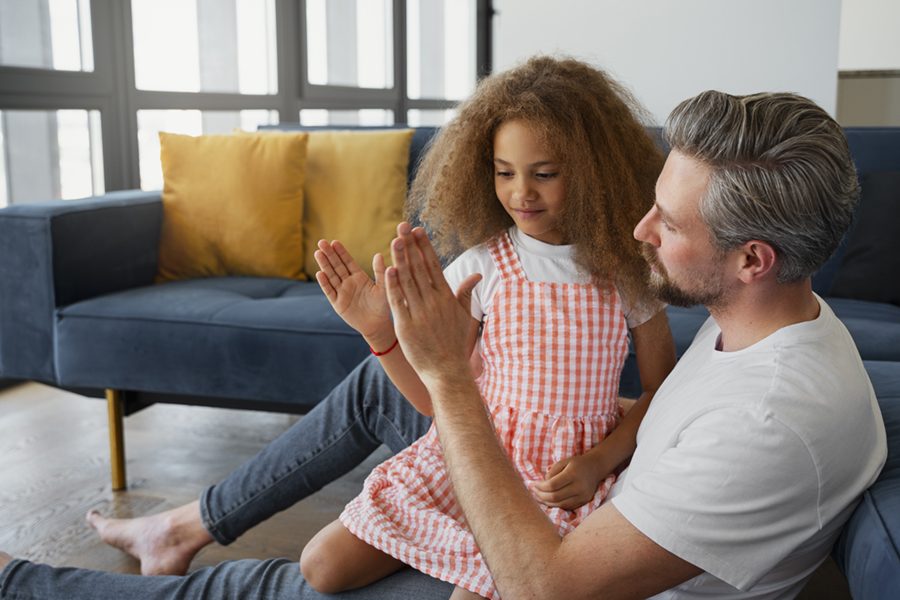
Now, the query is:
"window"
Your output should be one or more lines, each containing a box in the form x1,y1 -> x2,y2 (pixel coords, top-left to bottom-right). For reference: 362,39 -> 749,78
305,0 -> 393,89
0,0 -> 492,202
407,0 -> 477,101
407,108 -> 457,127
299,109 -> 394,127
0,109 -> 103,205
0,0 -> 94,71
137,109 -> 278,190
131,0 -> 277,94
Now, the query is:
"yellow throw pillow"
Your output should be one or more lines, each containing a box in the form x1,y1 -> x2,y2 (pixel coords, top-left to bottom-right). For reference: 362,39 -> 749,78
303,129 -> 414,278
156,131 -> 308,282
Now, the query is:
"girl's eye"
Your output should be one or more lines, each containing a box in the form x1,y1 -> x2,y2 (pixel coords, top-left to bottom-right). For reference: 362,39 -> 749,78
535,172 -> 559,180
496,171 -> 513,178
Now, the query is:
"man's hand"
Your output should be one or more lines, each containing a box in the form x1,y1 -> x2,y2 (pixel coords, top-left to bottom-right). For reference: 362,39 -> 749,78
384,223 -> 481,387
532,454 -> 608,511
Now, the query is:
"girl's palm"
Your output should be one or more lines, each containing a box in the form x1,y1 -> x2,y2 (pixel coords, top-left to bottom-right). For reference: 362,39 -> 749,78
314,240 -> 390,338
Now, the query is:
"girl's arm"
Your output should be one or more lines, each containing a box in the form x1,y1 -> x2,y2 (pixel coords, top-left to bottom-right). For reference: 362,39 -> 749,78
533,309 -> 676,510
366,314 -> 481,417
316,235 -> 482,417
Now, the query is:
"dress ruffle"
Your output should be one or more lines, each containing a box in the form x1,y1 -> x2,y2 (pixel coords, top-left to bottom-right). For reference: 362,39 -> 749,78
340,405 -> 620,598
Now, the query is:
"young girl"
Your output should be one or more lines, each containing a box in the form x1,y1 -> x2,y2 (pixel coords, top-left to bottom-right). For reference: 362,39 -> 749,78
302,56 -> 675,600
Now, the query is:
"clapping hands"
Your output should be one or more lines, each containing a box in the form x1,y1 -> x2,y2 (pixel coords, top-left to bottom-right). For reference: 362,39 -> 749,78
383,222 -> 481,387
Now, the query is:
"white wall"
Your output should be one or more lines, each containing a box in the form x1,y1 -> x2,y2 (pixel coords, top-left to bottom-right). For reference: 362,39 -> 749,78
493,0 -> 841,124
839,0 -> 900,70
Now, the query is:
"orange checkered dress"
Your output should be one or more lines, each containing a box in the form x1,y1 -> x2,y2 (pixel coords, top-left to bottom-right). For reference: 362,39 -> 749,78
340,232 -> 630,598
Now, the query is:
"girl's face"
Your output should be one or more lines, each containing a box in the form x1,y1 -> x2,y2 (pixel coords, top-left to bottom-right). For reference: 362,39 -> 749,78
493,120 -> 567,245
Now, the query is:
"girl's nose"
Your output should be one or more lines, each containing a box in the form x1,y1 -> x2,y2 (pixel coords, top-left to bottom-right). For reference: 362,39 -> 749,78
512,178 -> 535,202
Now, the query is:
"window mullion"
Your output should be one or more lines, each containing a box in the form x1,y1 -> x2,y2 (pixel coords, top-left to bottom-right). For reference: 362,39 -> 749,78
394,0 -> 408,123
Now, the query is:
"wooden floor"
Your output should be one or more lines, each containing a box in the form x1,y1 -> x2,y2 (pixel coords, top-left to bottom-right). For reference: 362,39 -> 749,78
0,381 -> 388,574
0,382 -> 851,597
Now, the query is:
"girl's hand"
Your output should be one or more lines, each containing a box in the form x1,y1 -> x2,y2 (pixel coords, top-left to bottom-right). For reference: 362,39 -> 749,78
531,454 -> 608,511
314,240 -> 392,342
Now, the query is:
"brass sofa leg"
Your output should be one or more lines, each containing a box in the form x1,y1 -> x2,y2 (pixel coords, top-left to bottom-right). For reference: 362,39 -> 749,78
105,389 -> 127,491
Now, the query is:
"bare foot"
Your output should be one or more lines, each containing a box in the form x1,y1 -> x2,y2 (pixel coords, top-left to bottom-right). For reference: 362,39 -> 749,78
0,551 -> 12,571
86,501 -> 214,576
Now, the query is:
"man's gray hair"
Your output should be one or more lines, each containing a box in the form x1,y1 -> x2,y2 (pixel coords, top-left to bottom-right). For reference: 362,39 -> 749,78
663,91 -> 859,283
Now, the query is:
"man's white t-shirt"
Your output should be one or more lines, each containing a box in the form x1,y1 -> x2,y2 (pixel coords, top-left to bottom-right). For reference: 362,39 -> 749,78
609,295 -> 887,599
443,226 -> 661,329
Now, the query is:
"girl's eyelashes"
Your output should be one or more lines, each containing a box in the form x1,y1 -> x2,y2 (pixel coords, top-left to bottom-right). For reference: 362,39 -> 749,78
495,171 -> 559,180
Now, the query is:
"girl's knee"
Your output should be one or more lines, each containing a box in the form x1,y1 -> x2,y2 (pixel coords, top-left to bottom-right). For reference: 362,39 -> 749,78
299,534 -> 348,594
300,520 -> 404,593
450,586 -> 488,600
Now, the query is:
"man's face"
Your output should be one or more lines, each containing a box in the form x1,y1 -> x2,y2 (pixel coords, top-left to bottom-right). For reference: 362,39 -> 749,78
633,151 -> 732,309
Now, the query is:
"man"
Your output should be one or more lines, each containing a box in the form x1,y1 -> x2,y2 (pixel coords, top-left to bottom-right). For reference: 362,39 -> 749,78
0,91 -> 886,599
379,90 -> 885,599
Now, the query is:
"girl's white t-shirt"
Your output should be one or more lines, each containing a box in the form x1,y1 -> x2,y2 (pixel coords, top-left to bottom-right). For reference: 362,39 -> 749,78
442,227 -> 661,330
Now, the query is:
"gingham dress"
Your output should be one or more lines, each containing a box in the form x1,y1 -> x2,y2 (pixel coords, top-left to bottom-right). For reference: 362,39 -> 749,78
340,232 -> 630,599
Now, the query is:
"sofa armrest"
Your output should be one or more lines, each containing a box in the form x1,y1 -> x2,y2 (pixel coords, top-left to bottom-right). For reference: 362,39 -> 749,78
0,190 -> 162,382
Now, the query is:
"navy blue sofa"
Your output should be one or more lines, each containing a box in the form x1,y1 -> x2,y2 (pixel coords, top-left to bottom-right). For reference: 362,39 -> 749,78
0,126 -> 897,597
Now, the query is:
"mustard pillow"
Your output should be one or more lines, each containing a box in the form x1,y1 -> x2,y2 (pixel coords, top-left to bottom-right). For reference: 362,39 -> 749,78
303,129 -> 414,278
156,131 -> 308,282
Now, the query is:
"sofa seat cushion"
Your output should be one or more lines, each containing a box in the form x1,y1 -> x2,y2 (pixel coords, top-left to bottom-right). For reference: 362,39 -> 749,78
54,278 -> 368,409
833,360 -> 900,598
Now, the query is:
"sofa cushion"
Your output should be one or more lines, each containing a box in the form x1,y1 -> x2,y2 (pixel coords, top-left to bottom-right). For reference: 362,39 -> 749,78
302,129 -> 415,278
829,171 -> 900,306
156,132 -> 309,283
833,360 -> 900,598
662,300 -> 900,364
54,278 -> 368,409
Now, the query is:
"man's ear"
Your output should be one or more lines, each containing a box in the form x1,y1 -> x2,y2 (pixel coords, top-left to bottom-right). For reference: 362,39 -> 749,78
736,240 -> 778,283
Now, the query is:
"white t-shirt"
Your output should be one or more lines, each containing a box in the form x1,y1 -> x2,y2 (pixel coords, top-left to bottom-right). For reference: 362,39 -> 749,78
443,227 -> 661,330
609,295 -> 887,599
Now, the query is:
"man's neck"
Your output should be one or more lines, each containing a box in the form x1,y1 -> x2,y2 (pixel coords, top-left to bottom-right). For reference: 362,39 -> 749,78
709,279 -> 820,352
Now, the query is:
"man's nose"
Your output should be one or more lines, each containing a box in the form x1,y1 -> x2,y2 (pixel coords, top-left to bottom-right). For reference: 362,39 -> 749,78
634,205 -> 659,245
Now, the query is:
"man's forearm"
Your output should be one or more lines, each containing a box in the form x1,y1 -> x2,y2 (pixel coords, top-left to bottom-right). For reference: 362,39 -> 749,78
428,374 -> 564,599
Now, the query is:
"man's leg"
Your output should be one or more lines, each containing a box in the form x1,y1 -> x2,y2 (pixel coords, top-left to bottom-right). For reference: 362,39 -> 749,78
0,555 -> 453,600
88,356 -> 432,574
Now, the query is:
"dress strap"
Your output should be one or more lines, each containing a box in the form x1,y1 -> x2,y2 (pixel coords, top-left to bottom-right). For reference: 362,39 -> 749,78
486,231 -> 527,281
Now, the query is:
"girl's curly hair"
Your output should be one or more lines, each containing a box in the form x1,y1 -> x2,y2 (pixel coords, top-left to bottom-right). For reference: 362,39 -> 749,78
408,55 -> 664,304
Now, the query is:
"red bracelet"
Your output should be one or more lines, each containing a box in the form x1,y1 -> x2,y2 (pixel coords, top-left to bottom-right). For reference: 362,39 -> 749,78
370,337 -> 399,356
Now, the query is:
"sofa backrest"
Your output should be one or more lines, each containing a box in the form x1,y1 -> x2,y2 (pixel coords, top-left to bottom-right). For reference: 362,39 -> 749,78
260,124 -> 439,186
814,128 -> 900,294
266,124 -> 900,295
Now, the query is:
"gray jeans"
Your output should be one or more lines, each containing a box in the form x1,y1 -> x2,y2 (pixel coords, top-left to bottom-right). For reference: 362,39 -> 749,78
0,356 -> 453,599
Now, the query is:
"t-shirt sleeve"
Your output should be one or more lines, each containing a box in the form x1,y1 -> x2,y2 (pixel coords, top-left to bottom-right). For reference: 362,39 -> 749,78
442,250 -> 487,322
611,407 -> 820,590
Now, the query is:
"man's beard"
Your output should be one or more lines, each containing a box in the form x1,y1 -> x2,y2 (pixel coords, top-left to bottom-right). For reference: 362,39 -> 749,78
641,243 -> 729,309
